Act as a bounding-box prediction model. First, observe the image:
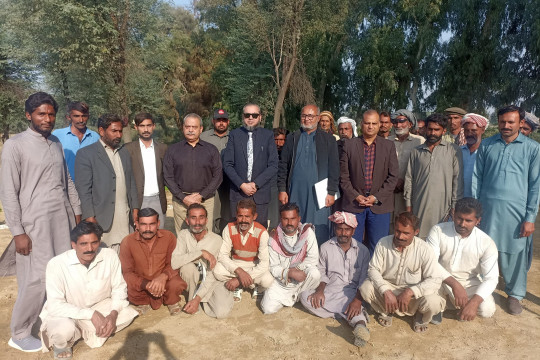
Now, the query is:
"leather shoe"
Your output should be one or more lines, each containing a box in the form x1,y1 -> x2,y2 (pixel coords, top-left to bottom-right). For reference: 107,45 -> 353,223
507,296 -> 523,315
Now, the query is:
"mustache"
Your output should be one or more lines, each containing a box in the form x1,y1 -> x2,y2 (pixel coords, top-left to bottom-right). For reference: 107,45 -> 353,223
83,251 -> 95,255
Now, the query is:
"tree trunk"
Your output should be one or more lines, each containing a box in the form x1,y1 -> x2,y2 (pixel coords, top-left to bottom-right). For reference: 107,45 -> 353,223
273,55 -> 297,129
59,67 -> 71,106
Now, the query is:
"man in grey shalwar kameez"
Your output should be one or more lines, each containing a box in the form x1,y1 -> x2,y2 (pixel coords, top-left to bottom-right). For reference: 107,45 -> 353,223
300,211 -> 370,347
404,113 -> 463,238
0,92 -> 81,352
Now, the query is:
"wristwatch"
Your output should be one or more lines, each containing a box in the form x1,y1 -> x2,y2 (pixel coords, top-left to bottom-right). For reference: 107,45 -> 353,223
372,196 -> 380,205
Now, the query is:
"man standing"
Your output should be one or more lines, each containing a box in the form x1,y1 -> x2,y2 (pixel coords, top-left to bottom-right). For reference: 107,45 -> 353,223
340,110 -> 399,254
201,108 -> 231,233
270,127 -> 289,229
124,113 -> 168,228
273,127 -> 288,155
360,212 -> 444,333
417,119 -> 427,138
278,104 -> 339,243
119,208 -> 187,315
171,204 -> 232,318
460,113 -> 488,197
473,105 -> 540,315
223,104 -> 278,228
39,221 -> 138,357
261,203 -> 320,314
404,113 -> 463,238
75,114 -> 139,250
444,107 -> 467,146
300,211 -> 370,347
52,101 -> 99,180
213,199 -> 273,302
390,110 -> 425,218
378,111 -> 393,139
0,92 -> 81,352
426,198 -> 498,322
337,116 -> 357,140
164,113 -> 222,236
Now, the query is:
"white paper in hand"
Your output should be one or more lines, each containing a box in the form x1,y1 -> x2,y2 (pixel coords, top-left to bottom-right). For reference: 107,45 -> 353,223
314,178 -> 340,210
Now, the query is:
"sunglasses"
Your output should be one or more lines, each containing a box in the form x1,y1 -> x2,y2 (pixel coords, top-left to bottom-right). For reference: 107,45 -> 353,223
243,113 -> 260,119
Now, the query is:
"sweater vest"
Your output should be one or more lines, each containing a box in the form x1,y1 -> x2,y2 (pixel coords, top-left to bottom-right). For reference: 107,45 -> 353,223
228,221 -> 266,262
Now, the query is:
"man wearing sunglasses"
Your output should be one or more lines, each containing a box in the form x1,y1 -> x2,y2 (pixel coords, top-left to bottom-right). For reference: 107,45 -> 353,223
223,104 -> 278,228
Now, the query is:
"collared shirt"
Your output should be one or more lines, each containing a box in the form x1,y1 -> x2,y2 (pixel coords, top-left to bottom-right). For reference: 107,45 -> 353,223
171,229 -> 223,299
171,229 -> 223,270
163,139 -> 223,201
40,248 -> 129,320
218,222 -> 270,279
52,125 -> 99,180
404,140 -> 463,237
426,222 -> 498,300
139,139 -> 159,196
119,229 -> 178,291
461,145 -> 478,198
268,226 -> 319,285
0,128 -> 81,236
368,235 -> 442,299
318,238 -> 370,291
472,133 -> 540,253
200,129 -> 229,154
392,133 -> 425,178
362,136 -> 376,193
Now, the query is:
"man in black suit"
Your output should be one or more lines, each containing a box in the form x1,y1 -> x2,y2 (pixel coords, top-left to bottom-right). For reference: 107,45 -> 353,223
124,113 -> 168,228
74,114 -> 139,251
223,104 -> 279,228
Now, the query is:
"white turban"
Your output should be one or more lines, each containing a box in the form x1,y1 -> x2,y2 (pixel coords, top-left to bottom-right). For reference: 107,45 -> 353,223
336,116 -> 358,137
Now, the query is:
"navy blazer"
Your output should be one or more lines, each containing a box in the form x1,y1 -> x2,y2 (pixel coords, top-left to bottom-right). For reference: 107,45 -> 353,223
74,141 -> 139,231
222,127 -> 279,204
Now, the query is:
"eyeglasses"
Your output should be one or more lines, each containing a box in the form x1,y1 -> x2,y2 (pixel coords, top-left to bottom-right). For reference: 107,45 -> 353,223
392,118 -> 409,124
243,113 -> 260,119
301,114 -> 318,120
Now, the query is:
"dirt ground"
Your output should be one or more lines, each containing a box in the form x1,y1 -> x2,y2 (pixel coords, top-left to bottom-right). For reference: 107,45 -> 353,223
0,148 -> 539,359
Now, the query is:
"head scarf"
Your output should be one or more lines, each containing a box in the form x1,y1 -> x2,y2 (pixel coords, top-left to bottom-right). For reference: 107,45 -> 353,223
524,112 -> 539,131
461,113 -> 489,129
319,111 -> 335,123
328,211 -> 358,228
391,109 -> 417,129
337,116 -> 358,137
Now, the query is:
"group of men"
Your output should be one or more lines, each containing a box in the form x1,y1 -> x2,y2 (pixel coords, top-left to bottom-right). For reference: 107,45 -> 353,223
0,91 -> 539,357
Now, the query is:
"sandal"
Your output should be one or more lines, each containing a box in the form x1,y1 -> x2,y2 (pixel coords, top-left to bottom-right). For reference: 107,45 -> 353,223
167,303 -> 182,316
132,304 -> 151,316
352,322 -> 370,347
53,346 -> 73,360
377,313 -> 393,327
413,312 -> 429,333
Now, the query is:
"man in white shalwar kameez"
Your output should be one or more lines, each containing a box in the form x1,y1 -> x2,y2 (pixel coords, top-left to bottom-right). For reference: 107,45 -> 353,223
261,203 -> 320,314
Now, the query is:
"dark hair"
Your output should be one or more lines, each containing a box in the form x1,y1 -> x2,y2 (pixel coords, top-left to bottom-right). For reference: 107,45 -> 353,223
425,113 -> 448,129
134,112 -> 154,126
66,101 -> 89,115
25,92 -> 58,115
273,127 -> 287,137
279,202 -> 300,215
139,207 -> 159,220
379,111 -> 391,118
455,197 -> 482,218
98,113 -> 123,130
497,105 -> 525,121
187,203 -> 208,217
70,220 -> 103,243
237,198 -> 257,214
394,212 -> 421,231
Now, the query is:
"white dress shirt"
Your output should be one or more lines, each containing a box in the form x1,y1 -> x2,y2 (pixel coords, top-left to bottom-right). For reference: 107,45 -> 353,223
140,139 -> 159,196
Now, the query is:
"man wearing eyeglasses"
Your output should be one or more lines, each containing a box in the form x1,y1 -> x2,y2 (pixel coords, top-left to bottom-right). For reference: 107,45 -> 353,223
223,104 -> 279,228
278,104 -> 340,244
389,110 -> 425,221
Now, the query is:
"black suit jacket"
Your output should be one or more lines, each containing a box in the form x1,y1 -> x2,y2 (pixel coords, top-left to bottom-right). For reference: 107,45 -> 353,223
339,136 -> 399,214
124,139 -> 168,214
74,141 -> 139,231
222,127 -> 279,204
